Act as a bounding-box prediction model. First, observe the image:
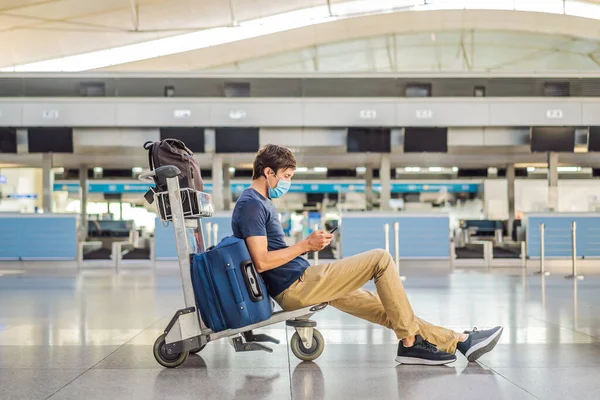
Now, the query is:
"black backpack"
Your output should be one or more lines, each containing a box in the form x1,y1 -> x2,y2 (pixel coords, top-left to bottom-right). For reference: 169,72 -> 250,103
143,139 -> 203,204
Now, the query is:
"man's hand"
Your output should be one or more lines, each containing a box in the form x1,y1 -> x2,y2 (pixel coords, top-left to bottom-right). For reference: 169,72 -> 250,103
303,230 -> 334,252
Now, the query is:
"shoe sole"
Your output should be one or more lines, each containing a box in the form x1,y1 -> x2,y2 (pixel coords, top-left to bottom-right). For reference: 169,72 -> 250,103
395,356 -> 456,366
465,327 -> 503,362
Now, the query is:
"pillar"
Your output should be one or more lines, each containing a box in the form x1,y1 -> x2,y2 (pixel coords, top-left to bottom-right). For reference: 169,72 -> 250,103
223,164 -> 232,211
42,153 -> 53,213
547,152 -> 558,211
365,166 -> 374,211
212,155 -> 224,211
80,165 -> 88,240
379,154 -> 391,211
506,164 -> 516,238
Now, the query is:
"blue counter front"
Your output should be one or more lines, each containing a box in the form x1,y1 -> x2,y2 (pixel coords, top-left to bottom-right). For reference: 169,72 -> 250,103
0,214 -> 77,261
340,212 -> 450,259
526,213 -> 600,258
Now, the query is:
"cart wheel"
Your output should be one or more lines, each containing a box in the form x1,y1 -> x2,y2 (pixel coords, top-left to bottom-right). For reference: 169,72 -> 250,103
153,333 -> 188,368
189,343 -> 207,355
290,329 -> 324,362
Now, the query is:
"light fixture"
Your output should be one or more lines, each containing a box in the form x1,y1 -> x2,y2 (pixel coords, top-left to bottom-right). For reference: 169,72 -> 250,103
93,167 -> 103,179
296,167 -> 309,173
558,166 -> 581,172
132,167 -> 143,174
428,167 -> 444,172
404,167 -> 421,172
228,167 -> 236,173
452,167 -> 459,172
527,167 -> 536,172
356,167 -> 367,174
313,167 -> 328,173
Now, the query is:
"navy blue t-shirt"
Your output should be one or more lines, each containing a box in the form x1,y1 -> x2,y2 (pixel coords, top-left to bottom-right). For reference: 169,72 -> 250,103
232,188 -> 309,297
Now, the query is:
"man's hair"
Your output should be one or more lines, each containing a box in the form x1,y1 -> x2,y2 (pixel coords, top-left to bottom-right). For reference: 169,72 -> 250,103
252,144 -> 297,180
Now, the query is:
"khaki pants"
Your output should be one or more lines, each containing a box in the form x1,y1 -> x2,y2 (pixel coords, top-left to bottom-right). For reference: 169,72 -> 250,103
274,249 -> 460,353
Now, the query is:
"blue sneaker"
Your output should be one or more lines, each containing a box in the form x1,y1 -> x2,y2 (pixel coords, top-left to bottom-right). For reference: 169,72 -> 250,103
457,326 -> 503,362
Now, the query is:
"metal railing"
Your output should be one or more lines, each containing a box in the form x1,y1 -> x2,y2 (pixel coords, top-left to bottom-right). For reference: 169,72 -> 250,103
535,223 -> 550,276
535,221 -> 583,279
314,224 -> 319,265
204,222 -> 220,249
384,222 -> 406,280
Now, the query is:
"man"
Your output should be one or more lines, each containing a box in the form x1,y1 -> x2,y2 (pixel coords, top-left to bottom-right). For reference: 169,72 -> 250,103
232,144 -> 503,365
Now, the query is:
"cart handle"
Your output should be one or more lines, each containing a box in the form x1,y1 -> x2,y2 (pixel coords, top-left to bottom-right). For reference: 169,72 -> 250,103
138,171 -> 156,183
156,165 -> 181,179
139,166 -> 182,183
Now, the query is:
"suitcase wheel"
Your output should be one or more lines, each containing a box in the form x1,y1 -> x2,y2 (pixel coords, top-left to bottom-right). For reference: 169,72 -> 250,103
153,333 -> 189,368
290,329 -> 325,362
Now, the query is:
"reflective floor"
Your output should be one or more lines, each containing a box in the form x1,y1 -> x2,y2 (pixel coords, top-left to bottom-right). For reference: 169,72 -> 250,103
1,264 -> 599,400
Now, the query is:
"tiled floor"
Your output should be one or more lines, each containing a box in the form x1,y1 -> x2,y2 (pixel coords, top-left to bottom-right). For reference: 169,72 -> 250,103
1,265 -> 599,400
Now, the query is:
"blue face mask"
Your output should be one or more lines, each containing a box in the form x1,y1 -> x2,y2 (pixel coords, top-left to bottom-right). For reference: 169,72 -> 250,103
267,173 -> 291,199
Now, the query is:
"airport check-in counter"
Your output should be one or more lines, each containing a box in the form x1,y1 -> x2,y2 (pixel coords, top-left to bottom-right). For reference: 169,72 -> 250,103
452,219 -> 525,268
0,214 -> 77,261
80,219 -> 153,268
525,213 -> 600,260
458,220 -> 504,245
340,212 -> 451,260
155,212 -> 452,264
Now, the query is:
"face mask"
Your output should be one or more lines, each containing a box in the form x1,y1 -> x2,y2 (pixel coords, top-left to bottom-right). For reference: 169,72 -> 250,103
267,173 -> 291,199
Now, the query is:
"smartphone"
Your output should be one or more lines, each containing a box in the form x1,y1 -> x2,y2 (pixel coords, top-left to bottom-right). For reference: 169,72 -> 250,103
329,226 -> 338,234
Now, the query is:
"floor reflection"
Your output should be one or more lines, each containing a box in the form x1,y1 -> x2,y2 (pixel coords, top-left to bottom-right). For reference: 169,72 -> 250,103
2,265 -> 600,399
572,278 -> 579,329
292,362 -> 325,400
151,355 -> 283,400
395,362 -> 502,398
232,372 -> 281,399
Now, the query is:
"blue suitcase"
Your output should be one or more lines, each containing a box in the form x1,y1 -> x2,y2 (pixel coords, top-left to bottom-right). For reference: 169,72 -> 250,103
190,236 -> 273,332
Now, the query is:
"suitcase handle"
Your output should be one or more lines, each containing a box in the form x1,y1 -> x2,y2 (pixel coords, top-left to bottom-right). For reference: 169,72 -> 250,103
240,260 -> 264,302
222,254 -> 245,305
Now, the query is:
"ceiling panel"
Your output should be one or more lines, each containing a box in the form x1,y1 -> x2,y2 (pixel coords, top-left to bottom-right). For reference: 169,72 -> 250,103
3,2 -> 600,70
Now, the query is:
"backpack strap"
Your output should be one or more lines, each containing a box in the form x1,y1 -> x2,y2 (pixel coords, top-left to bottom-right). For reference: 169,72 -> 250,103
143,141 -> 158,203
143,141 -> 155,171
164,138 -> 194,156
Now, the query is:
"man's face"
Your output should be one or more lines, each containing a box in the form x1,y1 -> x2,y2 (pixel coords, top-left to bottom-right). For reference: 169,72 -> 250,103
277,167 -> 295,182
267,167 -> 295,188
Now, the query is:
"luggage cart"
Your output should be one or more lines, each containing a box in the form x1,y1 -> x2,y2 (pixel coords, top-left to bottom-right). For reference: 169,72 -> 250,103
141,166 -> 327,368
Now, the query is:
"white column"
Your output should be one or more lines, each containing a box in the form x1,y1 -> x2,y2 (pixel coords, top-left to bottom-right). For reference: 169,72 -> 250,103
547,152 -> 559,211
379,154 -> 391,211
212,155 -> 224,211
42,153 -> 53,213
223,164 -> 232,211
80,165 -> 88,240
365,166 -> 374,211
506,164 -> 516,237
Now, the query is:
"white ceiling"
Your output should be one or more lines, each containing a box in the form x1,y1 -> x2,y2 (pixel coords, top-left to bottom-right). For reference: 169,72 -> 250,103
208,30 -> 600,72
2,1 -> 600,71
96,8 -> 600,72
0,0 -> 337,67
